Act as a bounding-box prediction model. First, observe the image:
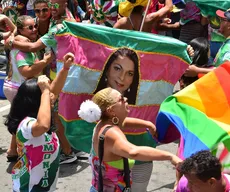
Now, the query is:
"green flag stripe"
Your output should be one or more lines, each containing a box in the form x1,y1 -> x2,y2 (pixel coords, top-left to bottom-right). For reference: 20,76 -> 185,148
57,22 -> 191,63
17,130 -> 29,143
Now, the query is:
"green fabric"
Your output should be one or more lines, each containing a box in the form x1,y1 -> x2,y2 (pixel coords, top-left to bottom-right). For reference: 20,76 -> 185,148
31,149 -> 60,192
57,22 -> 191,63
214,39 -> 230,67
40,26 -> 58,54
61,117 -> 157,165
16,51 -> 37,68
185,0 -> 230,17
107,158 -> 135,169
211,30 -> 226,42
17,130 -> 29,143
92,149 -> 135,169
60,118 -> 95,153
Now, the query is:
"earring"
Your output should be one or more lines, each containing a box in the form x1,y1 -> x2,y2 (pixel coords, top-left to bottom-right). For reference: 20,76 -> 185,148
105,77 -> 107,82
127,88 -> 130,92
112,116 -> 119,125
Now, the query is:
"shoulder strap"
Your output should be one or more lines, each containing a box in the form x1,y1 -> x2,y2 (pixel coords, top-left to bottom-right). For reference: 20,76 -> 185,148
123,158 -> 131,191
98,125 -> 113,192
128,17 -> 135,30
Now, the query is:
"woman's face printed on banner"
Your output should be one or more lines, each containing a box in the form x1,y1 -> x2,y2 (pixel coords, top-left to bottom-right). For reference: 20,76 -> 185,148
106,55 -> 134,94
94,48 -> 139,105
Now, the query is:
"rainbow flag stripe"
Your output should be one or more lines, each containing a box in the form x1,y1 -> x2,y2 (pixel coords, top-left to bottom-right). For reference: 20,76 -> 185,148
156,62 -> 230,165
56,21 -> 191,153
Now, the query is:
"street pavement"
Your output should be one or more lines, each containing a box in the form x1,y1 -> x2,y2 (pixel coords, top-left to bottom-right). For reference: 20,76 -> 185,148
0,98 -> 178,192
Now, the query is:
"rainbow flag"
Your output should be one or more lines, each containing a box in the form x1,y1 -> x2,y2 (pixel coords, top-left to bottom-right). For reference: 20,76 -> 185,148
156,62 -> 230,170
56,21 -> 191,153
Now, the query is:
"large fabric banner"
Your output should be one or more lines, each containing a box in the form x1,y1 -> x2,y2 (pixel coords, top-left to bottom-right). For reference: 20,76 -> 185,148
156,61 -> 230,171
56,21 -> 191,153
185,0 -> 230,17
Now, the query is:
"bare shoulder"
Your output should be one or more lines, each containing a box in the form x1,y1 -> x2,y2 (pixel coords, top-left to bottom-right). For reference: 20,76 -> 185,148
104,125 -> 126,140
114,17 -> 129,28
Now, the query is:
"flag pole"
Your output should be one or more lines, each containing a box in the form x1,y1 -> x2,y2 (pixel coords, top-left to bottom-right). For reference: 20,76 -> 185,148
139,0 -> 151,31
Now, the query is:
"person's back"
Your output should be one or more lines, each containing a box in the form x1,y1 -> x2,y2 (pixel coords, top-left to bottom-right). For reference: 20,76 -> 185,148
13,117 -> 59,192
114,6 -> 155,32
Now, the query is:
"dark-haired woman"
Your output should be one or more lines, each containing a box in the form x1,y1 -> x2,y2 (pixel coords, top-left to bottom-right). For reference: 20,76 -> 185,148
5,52 -> 74,192
95,47 -> 139,105
3,15 -> 52,162
33,0 -> 51,37
180,37 -> 214,89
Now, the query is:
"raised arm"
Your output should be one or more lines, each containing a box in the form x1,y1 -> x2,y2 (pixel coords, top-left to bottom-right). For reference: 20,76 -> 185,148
1,14 -> 17,34
156,0 -> 173,18
31,76 -> 51,137
148,0 -> 173,22
50,52 -> 75,96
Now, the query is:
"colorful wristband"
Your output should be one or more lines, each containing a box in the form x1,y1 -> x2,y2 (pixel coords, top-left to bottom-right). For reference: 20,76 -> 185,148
63,66 -> 70,71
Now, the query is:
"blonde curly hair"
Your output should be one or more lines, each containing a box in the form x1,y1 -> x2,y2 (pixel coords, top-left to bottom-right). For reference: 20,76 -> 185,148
92,87 -> 116,119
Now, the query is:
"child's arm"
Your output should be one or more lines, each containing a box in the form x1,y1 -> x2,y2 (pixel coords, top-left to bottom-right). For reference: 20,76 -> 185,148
50,52 -> 75,96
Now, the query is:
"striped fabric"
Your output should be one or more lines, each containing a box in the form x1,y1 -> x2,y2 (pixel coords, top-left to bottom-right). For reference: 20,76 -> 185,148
179,22 -> 207,44
55,21 -> 191,153
156,61 -> 230,171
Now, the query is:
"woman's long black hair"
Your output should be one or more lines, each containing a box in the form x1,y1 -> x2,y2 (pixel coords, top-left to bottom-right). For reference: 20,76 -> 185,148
189,37 -> 209,67
94,48 -> 140,105
5,79 -> 42,135
180,37 -> 210,88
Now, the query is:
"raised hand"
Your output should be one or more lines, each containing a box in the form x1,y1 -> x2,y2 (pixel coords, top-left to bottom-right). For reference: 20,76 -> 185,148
63,52 -> 75,69
37,75 -> 50,93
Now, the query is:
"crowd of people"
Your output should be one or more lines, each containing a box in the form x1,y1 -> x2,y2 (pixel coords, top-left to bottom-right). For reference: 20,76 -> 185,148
0,0 -> 230,191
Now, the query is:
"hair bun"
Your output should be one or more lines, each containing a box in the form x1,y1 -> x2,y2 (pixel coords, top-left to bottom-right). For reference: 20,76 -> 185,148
78,100 -> 102,123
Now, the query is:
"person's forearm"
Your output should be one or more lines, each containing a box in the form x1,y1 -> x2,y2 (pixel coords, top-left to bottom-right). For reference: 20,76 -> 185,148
158,22 -> 180,31
156,0 -> 173,18
35,89 -> 51,134
128,146 -> 174,161
13,40 -> 39,52
23,60 -> 49,78
122,117 -> 152,130
4,17 -> 16,34
50,68 -> 69,96
197,67 -> 214,74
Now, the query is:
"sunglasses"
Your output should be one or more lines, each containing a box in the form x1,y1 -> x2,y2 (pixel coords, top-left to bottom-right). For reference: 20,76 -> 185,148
23,24 -> 38,30
34,8 -> 49,14
48,2 -> 60,9
111,95 -> 126,107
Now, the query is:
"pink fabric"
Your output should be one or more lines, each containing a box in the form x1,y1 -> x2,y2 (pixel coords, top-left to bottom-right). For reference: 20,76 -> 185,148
26,132 -> 59,169
59,92 -> 160,133
3,84 -> 18,103
56,36 -> 189,84
16,51 -> 27,60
